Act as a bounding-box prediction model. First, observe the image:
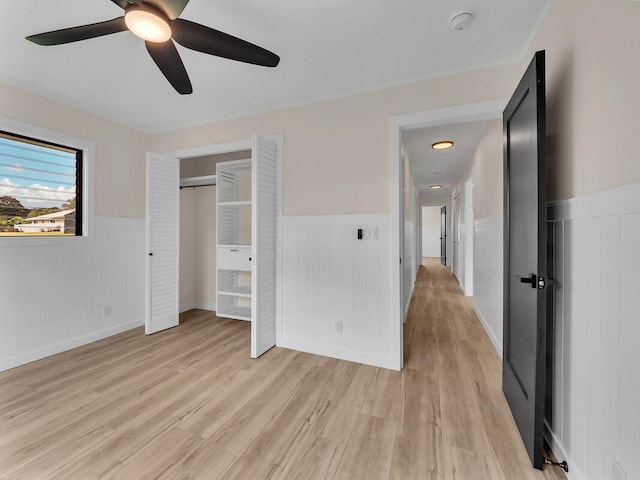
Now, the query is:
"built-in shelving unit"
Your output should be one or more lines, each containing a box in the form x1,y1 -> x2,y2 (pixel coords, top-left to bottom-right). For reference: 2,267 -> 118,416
216,160 -> 252,321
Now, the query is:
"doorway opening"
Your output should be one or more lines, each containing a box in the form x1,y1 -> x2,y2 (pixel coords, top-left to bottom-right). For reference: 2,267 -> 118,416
178,149 -> 251,321
390,99 -> 507,370
421,205 -> 445,262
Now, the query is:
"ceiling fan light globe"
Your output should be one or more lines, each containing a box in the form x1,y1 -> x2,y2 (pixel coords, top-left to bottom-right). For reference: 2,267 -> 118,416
125,7 -> 172,43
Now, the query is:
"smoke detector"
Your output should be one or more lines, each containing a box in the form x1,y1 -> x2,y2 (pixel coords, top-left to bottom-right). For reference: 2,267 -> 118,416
449,12 -> 473,30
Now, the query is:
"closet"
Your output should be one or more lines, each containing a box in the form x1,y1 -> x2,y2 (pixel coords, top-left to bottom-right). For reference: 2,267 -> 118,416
145,135 -> 281,358
179,150 -> 248,318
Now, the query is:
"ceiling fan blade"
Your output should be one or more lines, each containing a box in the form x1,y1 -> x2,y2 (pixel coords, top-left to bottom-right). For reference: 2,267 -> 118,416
26,17 -> 127,46
171,19 -> 280,67
110,0 -> 130,9
145,40 -> 193,94
145,0 -> 191,20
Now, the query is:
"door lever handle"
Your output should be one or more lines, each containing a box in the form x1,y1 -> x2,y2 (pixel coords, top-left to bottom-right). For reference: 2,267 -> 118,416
517,273 -> 537,288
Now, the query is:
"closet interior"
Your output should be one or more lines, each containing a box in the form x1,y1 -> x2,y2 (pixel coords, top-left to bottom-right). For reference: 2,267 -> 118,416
179,150 -> 251,319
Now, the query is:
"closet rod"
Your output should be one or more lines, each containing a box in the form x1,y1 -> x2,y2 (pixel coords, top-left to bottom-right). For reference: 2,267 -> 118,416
180,183 -> 216,189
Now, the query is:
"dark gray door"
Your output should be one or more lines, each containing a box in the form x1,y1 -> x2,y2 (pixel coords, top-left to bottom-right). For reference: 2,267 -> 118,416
440,206 -> 446,265
502,50 -> 547,470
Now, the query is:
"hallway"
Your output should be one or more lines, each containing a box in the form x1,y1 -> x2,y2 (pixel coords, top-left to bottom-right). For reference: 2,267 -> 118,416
404,258 -> 565,479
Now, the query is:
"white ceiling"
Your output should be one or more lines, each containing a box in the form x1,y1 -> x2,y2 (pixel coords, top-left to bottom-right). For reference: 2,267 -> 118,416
403,120 -> 490,199
0,0 -> 551,133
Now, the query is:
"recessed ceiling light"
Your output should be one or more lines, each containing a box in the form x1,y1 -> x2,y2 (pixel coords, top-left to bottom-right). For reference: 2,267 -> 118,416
430,185 -> 443,189
432,141 -> 454,150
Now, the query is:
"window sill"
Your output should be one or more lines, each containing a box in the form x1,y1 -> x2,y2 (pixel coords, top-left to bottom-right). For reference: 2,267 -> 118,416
0,234 -> 95,248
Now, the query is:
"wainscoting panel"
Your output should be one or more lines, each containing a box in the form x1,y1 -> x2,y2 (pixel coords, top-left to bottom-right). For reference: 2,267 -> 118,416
472,215 -> 503,355
280,214 -> 393,369
0,216 -> 145,371
546,183 -> 640,480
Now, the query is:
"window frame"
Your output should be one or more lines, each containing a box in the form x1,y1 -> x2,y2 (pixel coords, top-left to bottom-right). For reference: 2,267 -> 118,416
0,117 -> 95,247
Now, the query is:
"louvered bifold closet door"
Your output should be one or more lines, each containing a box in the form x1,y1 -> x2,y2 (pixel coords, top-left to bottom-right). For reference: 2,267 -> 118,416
251,135 -> 278,358
145,152 -> 180,334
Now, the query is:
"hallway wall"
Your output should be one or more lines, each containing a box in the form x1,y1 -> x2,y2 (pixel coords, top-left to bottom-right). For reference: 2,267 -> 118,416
461,120 -> 504,353
403,147 -> 417,318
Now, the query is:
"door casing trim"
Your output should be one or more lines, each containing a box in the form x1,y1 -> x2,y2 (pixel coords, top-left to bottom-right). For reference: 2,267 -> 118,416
389,99 -> 508,370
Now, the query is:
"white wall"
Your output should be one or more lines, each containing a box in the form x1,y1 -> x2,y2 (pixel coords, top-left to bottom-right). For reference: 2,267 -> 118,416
280,214 -> 393,369
463,119 -> 503,352
473,216 -> 503,354
151,65 -> 523,217
179,188 -> 197,310
0,86 -> 149,371
545,183 -> 640,480
421,206 -> 441,257
463,178 -> 474,296
0,83 -> 149,218
527,0 -> 640,203
0,216 -> 145,372
402,148 -> 417,318
179,186 -> 217,313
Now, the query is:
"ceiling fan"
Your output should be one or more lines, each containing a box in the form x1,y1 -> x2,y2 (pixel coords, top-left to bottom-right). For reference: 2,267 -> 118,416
25,0 -> 280,95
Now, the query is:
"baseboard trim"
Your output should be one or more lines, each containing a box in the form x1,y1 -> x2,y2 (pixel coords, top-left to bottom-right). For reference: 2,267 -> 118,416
278,337 -> 398,371
544,421 -> 584,480
403,283 -> 415,322
0,319 -> 144,373
472,303 -> 503,358
179,303 -> 216,314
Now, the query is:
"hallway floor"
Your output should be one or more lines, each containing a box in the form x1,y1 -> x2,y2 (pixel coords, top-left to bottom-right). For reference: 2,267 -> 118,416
405,257 -> 566,479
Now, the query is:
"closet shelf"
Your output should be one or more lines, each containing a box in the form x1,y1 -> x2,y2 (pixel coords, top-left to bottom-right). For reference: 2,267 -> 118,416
218,287 -> 252,298
218,200 -> 252,206
217,305 -> 251,321
180,175 -> 217,188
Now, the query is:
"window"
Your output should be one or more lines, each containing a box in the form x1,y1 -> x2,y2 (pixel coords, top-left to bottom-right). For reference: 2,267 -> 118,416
0,127 -> 87,239
0,117 -> 94,246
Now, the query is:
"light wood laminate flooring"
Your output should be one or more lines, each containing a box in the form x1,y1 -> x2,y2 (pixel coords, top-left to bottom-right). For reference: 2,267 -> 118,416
0,259 -> 566,479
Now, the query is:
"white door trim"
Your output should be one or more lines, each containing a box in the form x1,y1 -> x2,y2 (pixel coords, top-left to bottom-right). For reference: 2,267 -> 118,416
389,99 -> 507,370
167,139 -> 253,159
